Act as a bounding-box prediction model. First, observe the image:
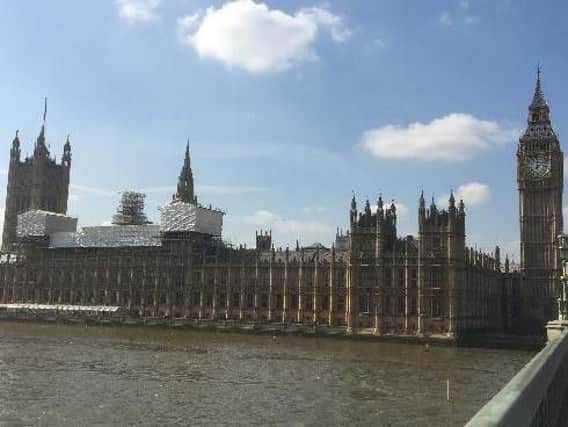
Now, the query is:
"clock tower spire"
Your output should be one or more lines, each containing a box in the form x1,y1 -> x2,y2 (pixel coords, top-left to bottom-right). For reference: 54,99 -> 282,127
517,67 -> 563,331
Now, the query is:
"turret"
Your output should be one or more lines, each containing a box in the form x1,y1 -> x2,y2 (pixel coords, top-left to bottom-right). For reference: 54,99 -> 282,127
10,131 -> 20,162
495,245 -> 501,271
377,194 -> 384,224
256,229 -> 272,252
350,193 -> 357,224
449,190 -> 456,210
62,134 -> 71,168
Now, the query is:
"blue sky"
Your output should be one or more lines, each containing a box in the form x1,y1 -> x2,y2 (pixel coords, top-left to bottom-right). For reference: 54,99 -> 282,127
0,0 -> 567,260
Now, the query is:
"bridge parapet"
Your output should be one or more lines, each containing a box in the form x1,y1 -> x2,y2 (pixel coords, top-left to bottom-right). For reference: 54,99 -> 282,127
467,329 -> 568,426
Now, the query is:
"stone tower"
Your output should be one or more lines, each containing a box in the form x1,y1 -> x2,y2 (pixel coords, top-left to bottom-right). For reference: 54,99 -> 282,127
2,106 -> 71,252
349,195 -> 397,262
517,68 -> 564,328
173,140 -> 196,204
417,191 -> 466,333
256,229 -> 272,251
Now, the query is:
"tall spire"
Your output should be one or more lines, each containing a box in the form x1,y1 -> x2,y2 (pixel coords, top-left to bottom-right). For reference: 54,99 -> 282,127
522,66 -> 556,141
174,139 -> 195,203
34,98 -> 50,158
530,64 -> 547,109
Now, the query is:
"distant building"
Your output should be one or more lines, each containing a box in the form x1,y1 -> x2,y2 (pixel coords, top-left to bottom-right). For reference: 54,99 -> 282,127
3,72 -> 561,337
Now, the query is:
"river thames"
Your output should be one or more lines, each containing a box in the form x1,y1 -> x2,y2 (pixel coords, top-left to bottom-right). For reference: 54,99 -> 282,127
0,322 -> 533,426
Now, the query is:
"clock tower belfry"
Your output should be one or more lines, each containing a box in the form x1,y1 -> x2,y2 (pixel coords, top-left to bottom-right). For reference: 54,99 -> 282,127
518,67 -> 564,330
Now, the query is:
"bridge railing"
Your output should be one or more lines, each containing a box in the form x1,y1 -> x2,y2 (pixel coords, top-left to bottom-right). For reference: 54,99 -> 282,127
466,329 -> 568,427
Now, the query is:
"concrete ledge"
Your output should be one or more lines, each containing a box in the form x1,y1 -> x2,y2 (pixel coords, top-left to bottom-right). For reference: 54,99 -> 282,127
546,320 -> 568,342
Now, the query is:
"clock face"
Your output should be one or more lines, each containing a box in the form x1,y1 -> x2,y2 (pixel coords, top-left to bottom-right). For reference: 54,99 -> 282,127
525,154 -> 551,178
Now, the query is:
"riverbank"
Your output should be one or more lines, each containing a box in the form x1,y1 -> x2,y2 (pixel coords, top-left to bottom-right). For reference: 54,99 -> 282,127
0,308 -> 545,350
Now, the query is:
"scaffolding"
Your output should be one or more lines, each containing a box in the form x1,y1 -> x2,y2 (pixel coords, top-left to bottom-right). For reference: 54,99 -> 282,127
112,191 -> 151,226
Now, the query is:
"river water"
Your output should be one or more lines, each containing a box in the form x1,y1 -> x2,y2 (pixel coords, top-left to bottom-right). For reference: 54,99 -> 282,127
0,322 -> 533,427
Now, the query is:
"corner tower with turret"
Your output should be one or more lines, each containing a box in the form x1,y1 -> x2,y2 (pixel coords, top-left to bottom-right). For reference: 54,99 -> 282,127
2,103 -> 71,252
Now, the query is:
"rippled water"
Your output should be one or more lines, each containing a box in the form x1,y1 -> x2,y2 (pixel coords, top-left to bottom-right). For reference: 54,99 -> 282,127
0,322 -> 533,426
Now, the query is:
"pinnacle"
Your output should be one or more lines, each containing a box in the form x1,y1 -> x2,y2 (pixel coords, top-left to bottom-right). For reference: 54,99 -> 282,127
530,65 -> 547,109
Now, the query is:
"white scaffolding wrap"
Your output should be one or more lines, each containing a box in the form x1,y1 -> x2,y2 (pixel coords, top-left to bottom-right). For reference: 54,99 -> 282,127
160,201 -> 223,236
49,225 -> 162,248
17,210 -> 78,238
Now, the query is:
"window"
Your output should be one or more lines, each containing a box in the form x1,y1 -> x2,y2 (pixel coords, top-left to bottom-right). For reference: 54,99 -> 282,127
321,295 -> 329,311
261,294 -> 268,309
232,293 -> 240,307
410,297 -> 417,315
276,294 -> 283,310
246,293 -> 254,308
290,293 -> 298,309
337,296 -> 345,312
431,296 -> 441,317
359,294 -> 370,313
398,294 -> 405,314
385,270 -> 392,286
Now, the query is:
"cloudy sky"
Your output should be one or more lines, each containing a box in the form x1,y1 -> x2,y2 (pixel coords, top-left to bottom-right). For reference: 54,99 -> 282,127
0,0 -> 567,260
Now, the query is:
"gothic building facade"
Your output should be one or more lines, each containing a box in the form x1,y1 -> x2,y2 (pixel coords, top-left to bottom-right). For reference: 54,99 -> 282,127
2,72 -> 561,338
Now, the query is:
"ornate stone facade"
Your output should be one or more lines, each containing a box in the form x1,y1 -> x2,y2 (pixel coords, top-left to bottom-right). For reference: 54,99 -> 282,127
6,71 -> 560,336
0,122 -> 523,338
1,117 -> 71,252
518,68 -> 564,331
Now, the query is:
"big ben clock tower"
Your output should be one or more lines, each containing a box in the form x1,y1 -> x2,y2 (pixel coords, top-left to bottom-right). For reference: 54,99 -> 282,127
518,67 -> 563,330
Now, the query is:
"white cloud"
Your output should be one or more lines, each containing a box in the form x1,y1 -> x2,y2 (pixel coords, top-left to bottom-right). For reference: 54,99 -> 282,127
362,113 -> 516,161
117,0 -> 160,23
69,184 -> 120,197
70,184 -> 117,197
177,0 -> 350,73
243,209 -> 332,244
464,16 -> 480,25
302,206 -> 327,214
373,38 -> 386,48
439,11 -> 453,26
437,182 -> 491,207
564,206 -> 568,227
140,184 -> 267,196
370,201 -> 409,218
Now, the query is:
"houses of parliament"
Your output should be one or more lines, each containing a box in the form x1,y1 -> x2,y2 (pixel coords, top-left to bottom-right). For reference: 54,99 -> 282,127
0,71 -> 562,337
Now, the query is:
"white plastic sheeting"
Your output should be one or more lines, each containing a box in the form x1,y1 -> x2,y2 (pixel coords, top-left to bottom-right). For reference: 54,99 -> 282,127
49,225 -> 162,248
160,201 -> 223,236
17,210 -> 78,238
0,304 -> 120,312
